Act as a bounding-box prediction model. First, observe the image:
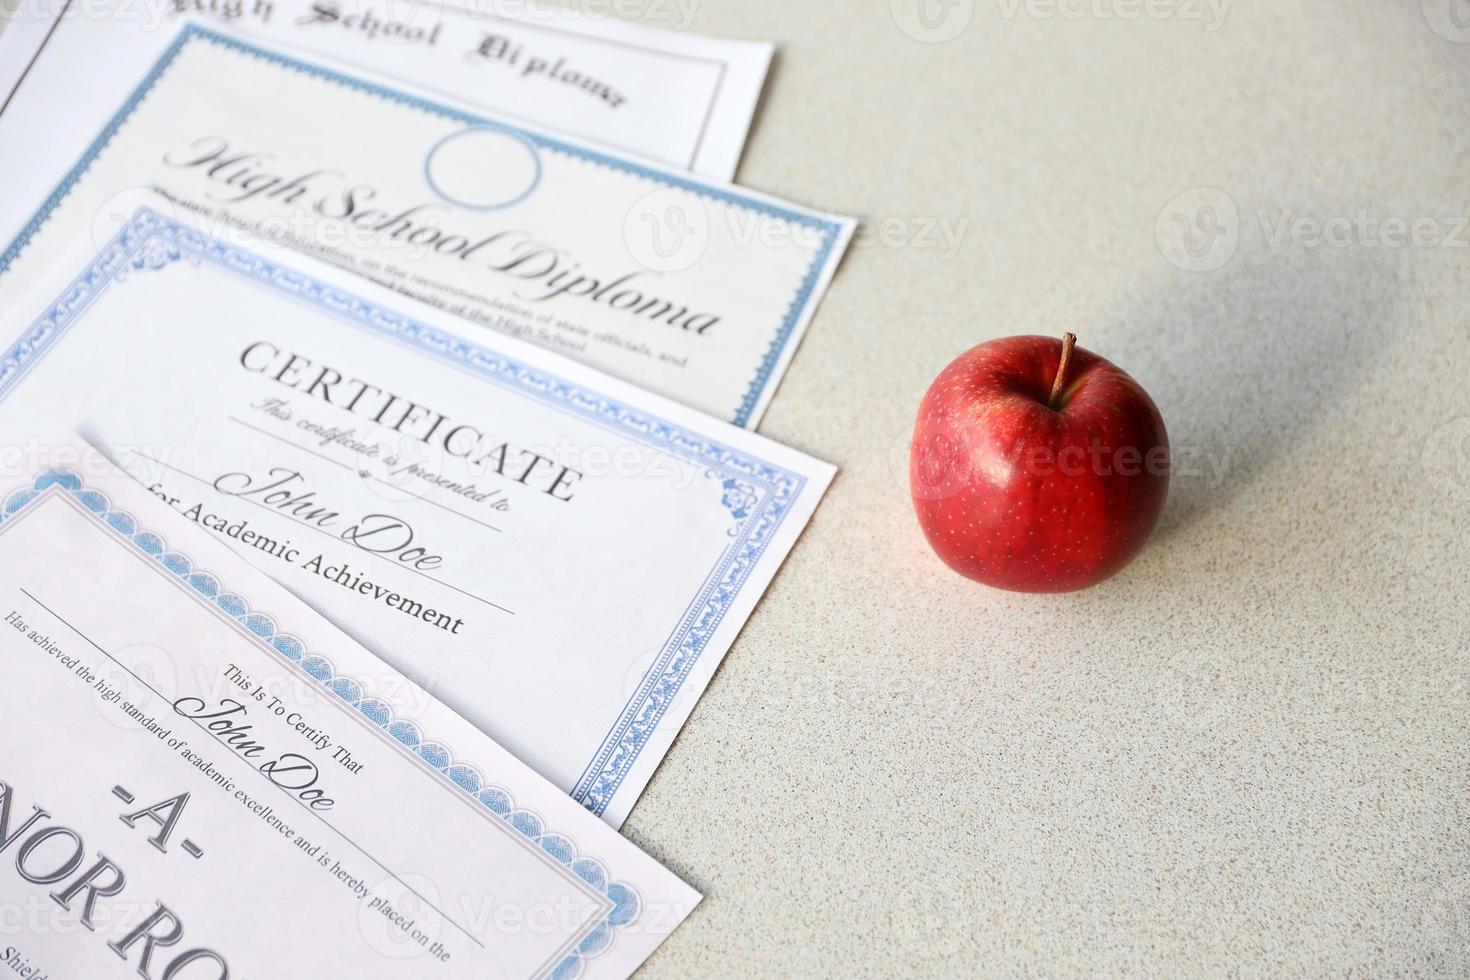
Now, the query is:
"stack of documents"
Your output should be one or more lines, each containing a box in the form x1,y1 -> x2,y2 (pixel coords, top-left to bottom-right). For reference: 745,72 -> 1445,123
0,5 -> 850,976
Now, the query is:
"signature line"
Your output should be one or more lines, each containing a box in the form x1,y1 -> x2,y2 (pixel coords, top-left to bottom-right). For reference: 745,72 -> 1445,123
128,450 -> 513,617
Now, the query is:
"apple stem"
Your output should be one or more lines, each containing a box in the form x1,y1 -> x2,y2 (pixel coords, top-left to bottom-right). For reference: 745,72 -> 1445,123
1048,332 -> 1077,410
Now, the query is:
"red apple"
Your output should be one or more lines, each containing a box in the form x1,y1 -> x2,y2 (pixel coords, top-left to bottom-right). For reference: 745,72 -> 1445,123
909,333 -> 1169,592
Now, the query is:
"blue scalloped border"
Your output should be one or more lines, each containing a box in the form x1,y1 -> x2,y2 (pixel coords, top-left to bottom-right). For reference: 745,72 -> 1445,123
2,471 -> 636,980
0,206 -> 810,821
0,23 -> 844,428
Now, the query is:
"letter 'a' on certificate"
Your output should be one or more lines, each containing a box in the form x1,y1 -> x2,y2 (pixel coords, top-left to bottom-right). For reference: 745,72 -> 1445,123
0,196 -> 836,827
0,433 -> 698,978
0,24 -> 852,429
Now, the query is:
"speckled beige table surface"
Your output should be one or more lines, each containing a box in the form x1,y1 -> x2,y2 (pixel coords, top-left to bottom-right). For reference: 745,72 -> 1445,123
616,1 -> 1469,976
4,1 -> 1467,976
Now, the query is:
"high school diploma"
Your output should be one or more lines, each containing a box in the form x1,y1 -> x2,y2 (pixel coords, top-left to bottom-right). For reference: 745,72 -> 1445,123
0,25 -> 849,427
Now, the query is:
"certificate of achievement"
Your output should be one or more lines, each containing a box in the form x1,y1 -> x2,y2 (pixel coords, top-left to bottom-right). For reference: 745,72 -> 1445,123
0,201 -> 835,826
0,24 -> 849,427
0,0 -> 771,179
0,433 -> 698,979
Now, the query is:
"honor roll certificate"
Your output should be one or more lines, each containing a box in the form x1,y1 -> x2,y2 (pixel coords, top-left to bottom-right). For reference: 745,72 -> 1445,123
0,204 -> 835,827
0,25 -> 850,428
0,434 -> 697,979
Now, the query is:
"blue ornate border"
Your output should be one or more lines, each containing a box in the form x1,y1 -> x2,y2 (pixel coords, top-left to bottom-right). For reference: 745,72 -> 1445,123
0,472 -> 636,980
0,207 -> 810,821
0,23 -> 845,428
